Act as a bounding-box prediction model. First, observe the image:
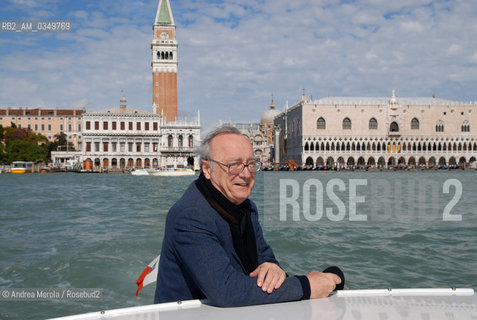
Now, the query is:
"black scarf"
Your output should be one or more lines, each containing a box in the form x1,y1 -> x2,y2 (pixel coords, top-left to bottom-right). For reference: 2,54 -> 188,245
195,172 -> 258,274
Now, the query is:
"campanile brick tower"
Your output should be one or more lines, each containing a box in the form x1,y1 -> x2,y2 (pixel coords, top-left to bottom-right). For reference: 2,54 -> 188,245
152,0 -> 178,122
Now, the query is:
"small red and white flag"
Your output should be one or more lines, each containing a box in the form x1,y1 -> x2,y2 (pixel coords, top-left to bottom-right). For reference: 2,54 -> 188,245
136,255 -> 160,297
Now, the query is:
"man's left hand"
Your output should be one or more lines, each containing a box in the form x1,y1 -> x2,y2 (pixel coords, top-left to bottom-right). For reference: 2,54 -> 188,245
249,262 -> 286,294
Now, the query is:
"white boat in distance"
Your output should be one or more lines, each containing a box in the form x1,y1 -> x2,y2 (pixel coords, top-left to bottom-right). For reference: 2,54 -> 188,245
130,169 -> 155,176
130,168 -> 196,176
150,168 -> 196,176
48,288 -> 476,320
10,161 -> 34,173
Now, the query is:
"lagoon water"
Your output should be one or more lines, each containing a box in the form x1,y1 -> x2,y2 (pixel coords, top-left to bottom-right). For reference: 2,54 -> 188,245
1,171 -> 476,319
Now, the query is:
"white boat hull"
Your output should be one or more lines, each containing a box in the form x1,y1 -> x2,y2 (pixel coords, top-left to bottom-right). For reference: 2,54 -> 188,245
150,169 -> 196,176
48,288 -> 476,320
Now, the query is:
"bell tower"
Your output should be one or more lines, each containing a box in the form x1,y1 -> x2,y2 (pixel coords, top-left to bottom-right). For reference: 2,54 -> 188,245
152,0 -> 178,122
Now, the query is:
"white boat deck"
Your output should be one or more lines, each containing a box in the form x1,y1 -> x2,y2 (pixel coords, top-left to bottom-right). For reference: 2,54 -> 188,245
49,288 -> 476,320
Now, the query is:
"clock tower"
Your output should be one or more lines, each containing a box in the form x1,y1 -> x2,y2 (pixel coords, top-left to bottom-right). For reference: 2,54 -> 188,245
152,0 -> 178,122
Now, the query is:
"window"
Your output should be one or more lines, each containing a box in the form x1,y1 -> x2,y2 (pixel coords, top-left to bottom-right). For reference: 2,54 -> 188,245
78,124 -> 81,131
390,122 -> 399,132
68,124 -> 72,132
120,142 -> 125,152
369,118 -> 377,130
86,142 -> 91,152
317,117 -> 326,130
48,124 -> 51,131
60,124 -> 64,131
188,135 -> 193,147
342,117 -> 351,130
168,135 -> 173,147
462,120 -> 470,132
86,121 -> 91,130
153,122 -> 158,130
145,122 -> 149,131
41,124 -> 45,131
178,135 -> 183,147
153,143 -> 158,152
103,142 -> 109,152
137,122 -> 141,130
411,118 -> 419,130
436,121 -> 444,132
34,124 -> 38,131
112,121 -> 117,130
121,122 -> 125,130
95,121 -> 99,130
129,122 -> 133,130
112,142 -> 117,152
103,121 -> 108,130
128,143 -> 133,152
136,142 -> 141,152
94,142 -> 100,152
145,143 -> 149,152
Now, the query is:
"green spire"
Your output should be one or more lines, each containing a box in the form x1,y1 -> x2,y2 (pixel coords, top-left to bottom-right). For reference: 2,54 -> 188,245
157,0 -> 172,24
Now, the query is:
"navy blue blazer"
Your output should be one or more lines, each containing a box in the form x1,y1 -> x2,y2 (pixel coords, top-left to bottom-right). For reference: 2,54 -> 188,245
154,182 -> 305,307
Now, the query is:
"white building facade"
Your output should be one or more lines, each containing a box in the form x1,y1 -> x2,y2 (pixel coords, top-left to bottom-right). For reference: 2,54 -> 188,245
80,95 -> 200,170
275,90 -> 477,169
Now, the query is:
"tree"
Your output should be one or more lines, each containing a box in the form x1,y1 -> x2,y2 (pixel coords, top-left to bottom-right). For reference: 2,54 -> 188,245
4,140 -> 49,163
0,125 -> 51,164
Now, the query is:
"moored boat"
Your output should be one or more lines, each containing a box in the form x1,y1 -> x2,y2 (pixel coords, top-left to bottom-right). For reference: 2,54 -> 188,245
10,161 -> 34,173
130,169 -> 155,176
150,168 -> 196,176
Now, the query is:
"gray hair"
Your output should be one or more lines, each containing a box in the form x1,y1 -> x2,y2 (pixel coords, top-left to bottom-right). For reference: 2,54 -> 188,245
197,126 -> 244,162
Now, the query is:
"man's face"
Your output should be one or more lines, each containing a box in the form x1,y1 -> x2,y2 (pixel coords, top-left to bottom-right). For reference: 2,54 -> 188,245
202,133 -> 255,205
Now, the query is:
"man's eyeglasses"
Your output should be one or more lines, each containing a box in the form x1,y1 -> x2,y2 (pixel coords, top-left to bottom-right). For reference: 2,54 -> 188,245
207,159 -> 261,175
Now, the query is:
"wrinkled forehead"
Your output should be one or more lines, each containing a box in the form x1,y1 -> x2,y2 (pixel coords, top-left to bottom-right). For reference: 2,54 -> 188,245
209,133 -> 254,161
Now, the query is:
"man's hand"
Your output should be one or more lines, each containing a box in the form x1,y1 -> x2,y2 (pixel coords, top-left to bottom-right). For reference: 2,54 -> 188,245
249,262 -> 286,294
306,271 -> 342,299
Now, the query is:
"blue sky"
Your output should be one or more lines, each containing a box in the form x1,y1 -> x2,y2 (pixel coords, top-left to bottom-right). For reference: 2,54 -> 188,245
1,0 -> 477,130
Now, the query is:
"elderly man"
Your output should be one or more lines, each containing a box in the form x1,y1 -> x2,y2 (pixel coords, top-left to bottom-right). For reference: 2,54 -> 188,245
154,126 -> 343,307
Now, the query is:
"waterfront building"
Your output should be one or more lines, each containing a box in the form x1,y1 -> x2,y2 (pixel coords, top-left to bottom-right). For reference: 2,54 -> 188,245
80,94 -> 200,170
0,107 -> 85,151
274,90 -> 477,168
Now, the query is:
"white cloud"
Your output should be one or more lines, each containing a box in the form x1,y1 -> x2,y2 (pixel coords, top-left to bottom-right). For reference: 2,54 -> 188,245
400,21 -> 424,33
